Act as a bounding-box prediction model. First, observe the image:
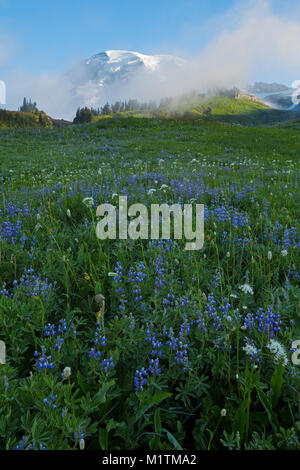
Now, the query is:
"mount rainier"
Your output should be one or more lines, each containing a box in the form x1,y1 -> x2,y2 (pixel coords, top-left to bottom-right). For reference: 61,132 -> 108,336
68,50 -> 187,107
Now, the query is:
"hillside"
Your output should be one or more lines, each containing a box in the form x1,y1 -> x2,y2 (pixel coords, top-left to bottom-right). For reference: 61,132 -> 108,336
0,109 -> 53,129
2,93 -> 300,130
89,94 -> 300,126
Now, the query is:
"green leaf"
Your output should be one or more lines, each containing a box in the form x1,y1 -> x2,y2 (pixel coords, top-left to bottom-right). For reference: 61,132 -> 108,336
232,398 -> 248,440
94,380 -> 115,405
154,407 -> 161,434
162,428 -> 183,450
77,371 -> 89,394
99,428 -> 108,450
270,364 -> 285,408
256,388 -> 279,430
136,392 -> 172,420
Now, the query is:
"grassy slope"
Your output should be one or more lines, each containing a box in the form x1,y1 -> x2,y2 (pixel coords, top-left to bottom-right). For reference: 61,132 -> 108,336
94,95 -> 300,126
1,116 -> 300,180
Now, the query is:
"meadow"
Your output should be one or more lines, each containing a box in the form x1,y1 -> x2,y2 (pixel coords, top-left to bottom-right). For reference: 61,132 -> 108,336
0,116 -> 299,450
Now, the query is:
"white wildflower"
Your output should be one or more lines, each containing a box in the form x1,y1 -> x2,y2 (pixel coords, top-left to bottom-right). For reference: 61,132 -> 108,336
82,197 -> 94,208
266,339 -> 288,367
66,209 -> 71,218
239,283 -> 254,295
242,342 -> 258,357
160,184 -> 169,191
147,188 -> 156,195
63,366 -> 71,379
267,251 -> 272,261
221,409 -> 227,417
281,249 -> 288,257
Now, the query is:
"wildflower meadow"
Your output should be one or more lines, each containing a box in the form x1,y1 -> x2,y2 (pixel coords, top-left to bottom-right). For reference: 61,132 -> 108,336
0,117 -> 299,450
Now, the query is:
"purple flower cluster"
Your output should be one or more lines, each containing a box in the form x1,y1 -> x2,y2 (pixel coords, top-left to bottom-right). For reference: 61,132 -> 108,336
113,262 -> 127,311
34,346 -> 54,370
43,318 -> 77,351
127,262 -> 147,306
43,393 -> 58,409
13,436 -> 46,450
243,305 -> 282,338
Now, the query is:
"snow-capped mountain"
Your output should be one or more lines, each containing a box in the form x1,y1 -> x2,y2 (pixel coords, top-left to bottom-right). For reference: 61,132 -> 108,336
83,50 -> 186,84
69,50 -> 187,107
62,50 -> 300,116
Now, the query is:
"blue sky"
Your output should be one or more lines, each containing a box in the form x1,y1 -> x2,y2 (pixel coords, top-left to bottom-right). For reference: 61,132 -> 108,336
1,0 -> 300,74
0,0 -> 235,73
1,0 -> 300,116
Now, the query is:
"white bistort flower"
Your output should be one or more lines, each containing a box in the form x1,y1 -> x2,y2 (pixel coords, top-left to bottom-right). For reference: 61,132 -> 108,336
266,339 -> 288,367
147,188 -> 156,195
63,366 -> 72,378
281,249 -> 288,257
242,342 -> 258,357
239,283 -> 254,295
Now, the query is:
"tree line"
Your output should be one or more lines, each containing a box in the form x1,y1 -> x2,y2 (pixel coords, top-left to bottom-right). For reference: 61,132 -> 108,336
73,98 -> 176,123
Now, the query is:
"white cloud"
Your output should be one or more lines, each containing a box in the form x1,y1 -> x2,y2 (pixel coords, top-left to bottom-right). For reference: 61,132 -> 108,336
4,0 -> 300,118
0,33 -> 16,67
193,0 -> 300,87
